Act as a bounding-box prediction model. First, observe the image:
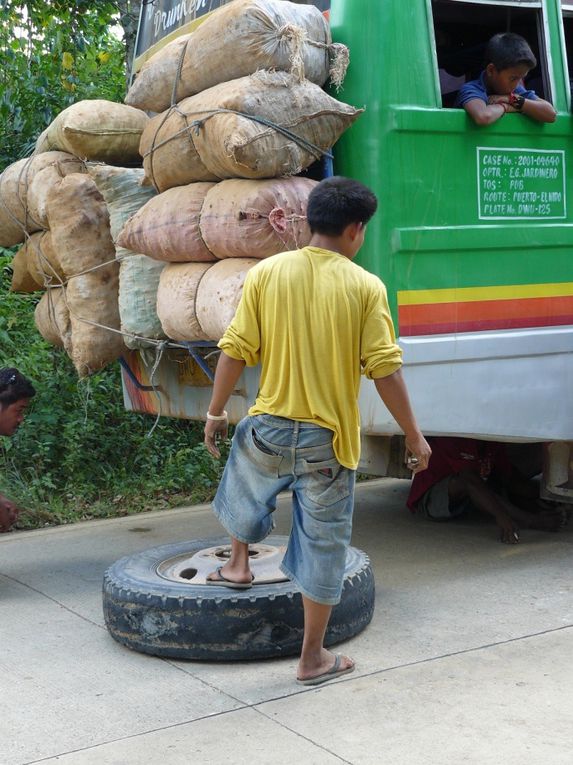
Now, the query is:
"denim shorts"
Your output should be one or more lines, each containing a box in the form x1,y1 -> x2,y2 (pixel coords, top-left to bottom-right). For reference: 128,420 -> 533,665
212,414 -> 356,605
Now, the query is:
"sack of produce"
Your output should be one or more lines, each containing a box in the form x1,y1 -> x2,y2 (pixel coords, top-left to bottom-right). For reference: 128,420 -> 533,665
156,262 -> 213,341
0,151 -> 83,247
126,0 -> 346,113
140,71 -> 362,191
35,100 -> 148,165
34,288 -> 72,351
117,183 -> 217,262
118,255 -> 167,349
26,231 -> 65,287
47,174 -> 124,376
27,155 -> 86,229
88,165 -> 167,349
87,165 -> 156,241
196,257 -> 259,340
10,242 -> 43,293
201,176 -> 316,259
88,165 -> 166,349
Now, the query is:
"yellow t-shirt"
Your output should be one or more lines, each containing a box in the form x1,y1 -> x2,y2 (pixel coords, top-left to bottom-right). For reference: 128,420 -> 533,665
218,246 -> 402,469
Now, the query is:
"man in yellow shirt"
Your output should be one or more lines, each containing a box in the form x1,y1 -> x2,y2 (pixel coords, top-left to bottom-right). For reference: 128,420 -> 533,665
204,176 -> 430,685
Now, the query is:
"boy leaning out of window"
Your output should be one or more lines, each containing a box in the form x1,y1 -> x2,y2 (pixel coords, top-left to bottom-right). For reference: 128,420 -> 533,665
455,32 -> 557,125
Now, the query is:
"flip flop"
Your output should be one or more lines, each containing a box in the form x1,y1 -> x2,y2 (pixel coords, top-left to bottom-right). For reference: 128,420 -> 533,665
205,567 -> 254,589
296,654 -> 355,686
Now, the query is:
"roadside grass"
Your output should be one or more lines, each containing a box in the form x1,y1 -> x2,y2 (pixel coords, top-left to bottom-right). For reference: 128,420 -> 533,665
0,248 -> 228,530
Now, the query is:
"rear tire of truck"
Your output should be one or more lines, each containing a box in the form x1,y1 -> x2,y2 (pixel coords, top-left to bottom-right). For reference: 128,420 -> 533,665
102,535 -> 375,661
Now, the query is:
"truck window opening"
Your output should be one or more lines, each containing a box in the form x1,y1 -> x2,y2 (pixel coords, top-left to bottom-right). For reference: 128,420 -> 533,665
431,0 -> 549,108
563,10 -> 573,101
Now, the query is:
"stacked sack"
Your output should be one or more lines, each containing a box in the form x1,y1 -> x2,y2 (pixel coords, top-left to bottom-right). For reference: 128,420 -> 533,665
120,0 -> 362,342
2,0 -> 364,376
0,100 -> 151,376
87,165 -> 166,350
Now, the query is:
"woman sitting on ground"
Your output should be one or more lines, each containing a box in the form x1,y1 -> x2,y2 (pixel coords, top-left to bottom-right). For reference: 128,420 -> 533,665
0,368 -> 36,532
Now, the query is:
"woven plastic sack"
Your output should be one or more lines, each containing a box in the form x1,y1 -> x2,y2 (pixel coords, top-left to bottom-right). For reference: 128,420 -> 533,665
0,152 -> 83,248
47,174 -> 124,377
156,262 -> 213,341
117,183 -> 217,262
201,177 -> 316,259
34,288 -> 72,351
87,165 -> 166,349
35,100 -> 148,165
126,0 -> 345,113
140,71 -> 362,191
196,258 -> 259,340
87,165 -> 156,240
118,256 -> 167,349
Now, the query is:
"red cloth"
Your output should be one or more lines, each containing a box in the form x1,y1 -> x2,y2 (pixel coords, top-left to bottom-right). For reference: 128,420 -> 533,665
407,437 -> 512,511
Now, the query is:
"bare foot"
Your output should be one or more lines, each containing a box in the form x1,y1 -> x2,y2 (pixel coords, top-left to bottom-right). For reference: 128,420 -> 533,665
297,648 -> 355,684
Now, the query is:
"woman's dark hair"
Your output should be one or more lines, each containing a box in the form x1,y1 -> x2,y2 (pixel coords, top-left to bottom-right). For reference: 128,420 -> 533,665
485,33 -> 537,71
0,368 -> 36,407
307,176 -> 378,236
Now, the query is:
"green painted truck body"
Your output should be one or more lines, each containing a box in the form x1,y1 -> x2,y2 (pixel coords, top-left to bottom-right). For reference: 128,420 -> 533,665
124,0 -> 573,483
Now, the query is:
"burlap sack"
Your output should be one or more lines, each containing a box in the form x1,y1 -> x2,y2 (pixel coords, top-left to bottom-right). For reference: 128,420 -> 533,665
196,258 -> 259,340
27,155 -> 86,229
126,0 -> 345,113
117,183 -> 217,262
10,243 -> 43,293
26,231 -> 65,287
47,174 -> 124,376
0,152 -> 82,248
87,165 -> 166,349
34,288 -> 72,351
35,100 -> 148,165
201,177 -> 316,259
140,72 -> 362,191
156,262 -> 212,341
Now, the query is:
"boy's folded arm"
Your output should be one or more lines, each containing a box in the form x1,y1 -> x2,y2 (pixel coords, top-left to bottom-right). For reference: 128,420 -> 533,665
463,98 -> 506,125
520,97 -> 557,123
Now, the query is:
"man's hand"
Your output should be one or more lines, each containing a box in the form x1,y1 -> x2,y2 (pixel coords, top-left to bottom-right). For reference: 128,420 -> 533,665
495,511 -> 520,545
405,432 -> 432,474
0,495 -> 20,533
204,418 -> 228,459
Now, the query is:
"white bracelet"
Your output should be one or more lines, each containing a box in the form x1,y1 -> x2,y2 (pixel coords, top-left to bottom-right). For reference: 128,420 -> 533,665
206,410 -> 228,421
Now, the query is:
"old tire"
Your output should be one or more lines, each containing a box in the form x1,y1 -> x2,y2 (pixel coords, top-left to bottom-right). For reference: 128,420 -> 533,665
102,535 -> 374,661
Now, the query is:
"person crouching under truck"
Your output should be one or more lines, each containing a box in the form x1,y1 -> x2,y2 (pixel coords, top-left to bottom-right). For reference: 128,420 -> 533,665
204,176 -> 431,686
0,368 -> 36,532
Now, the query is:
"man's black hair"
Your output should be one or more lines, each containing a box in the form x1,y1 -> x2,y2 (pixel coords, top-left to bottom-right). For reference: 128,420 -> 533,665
0,368 -> 36,407
307,176 -> 378,236
485,33 -> 536,71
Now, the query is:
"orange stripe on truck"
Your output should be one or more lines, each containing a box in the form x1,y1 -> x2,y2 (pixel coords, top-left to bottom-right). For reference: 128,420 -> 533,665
398,292 -> 573,336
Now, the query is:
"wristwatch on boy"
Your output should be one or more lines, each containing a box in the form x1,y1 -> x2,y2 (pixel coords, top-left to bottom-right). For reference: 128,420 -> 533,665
508,92 -> 525,111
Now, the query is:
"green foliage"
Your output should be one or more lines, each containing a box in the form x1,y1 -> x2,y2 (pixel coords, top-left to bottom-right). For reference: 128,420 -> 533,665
0,2 -> 220,528
0,2 -> 128,168
0,250 -> 228,528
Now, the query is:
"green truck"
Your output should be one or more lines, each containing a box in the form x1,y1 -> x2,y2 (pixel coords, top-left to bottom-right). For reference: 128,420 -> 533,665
124,0 -> 573,499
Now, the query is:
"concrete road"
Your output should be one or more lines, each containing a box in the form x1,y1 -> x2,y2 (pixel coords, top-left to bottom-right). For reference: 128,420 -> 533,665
0,478 -> 571,765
